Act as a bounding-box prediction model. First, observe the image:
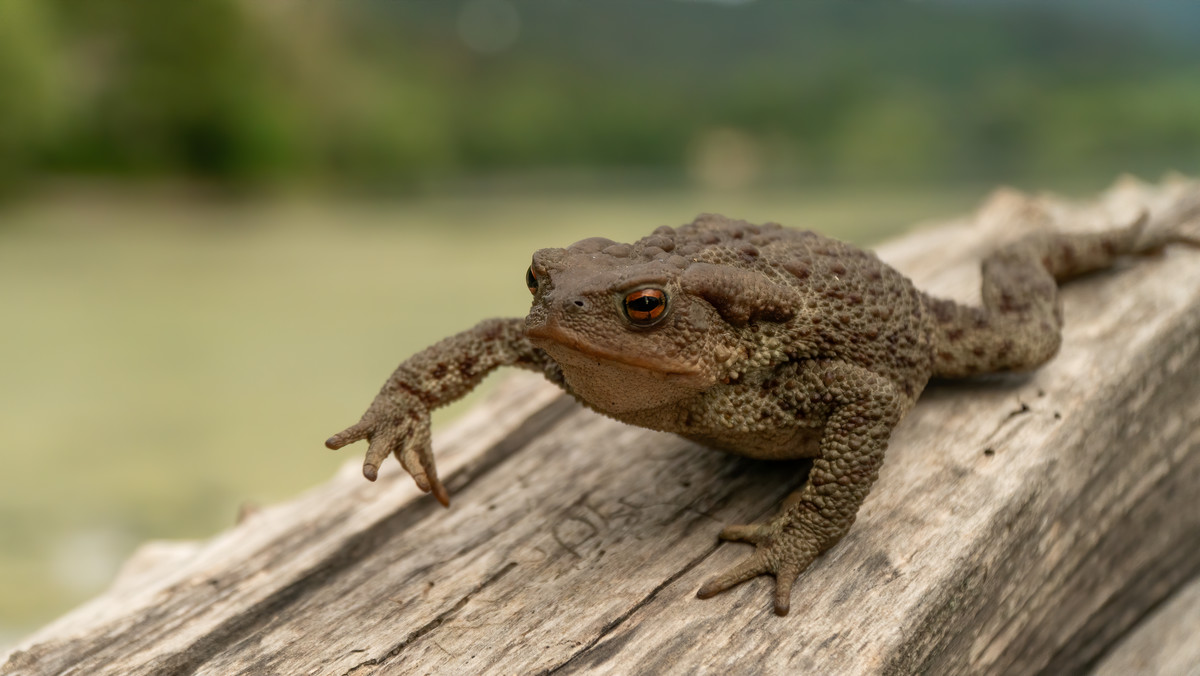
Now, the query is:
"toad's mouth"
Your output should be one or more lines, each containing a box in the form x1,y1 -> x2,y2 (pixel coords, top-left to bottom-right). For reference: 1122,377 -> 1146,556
526,322 -> 703,379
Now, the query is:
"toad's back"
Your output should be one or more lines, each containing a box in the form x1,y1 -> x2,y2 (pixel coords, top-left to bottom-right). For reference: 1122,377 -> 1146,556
665,215 -> 937,403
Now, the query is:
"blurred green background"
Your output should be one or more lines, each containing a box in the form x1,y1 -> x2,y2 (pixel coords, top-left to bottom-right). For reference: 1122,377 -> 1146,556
2,0 -> 1199,648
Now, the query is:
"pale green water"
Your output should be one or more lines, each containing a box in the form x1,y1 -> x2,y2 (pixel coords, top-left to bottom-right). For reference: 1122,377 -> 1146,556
0,184 -> 985,646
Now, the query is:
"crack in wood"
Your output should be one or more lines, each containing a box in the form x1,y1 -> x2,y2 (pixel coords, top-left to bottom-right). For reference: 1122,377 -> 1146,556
540,543 -> 723,675
981,398 -> 1036,448
1043,461 -> 1200,674
341,562 -> 519,676
1085,563 -> 1200,675
1006,402 -> 1031,419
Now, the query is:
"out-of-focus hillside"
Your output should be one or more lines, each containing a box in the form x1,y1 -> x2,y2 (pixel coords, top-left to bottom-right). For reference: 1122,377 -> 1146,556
1,0 -> 1199,194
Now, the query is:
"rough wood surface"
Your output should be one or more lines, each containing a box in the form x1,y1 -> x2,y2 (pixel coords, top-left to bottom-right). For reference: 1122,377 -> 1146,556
1091,571 -> 1200,676
4,176 -> 1200,676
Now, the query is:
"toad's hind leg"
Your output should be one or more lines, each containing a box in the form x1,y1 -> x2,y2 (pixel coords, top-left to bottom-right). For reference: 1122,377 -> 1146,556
927,214 -> 1195,378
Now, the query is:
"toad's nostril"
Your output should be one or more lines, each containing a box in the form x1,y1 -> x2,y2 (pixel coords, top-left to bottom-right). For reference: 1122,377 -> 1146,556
574,300 -> 585,307
564,298 -> 588,312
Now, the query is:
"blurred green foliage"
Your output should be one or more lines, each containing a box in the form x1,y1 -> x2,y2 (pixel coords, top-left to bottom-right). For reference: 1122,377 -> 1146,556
0,0 -> 1198,192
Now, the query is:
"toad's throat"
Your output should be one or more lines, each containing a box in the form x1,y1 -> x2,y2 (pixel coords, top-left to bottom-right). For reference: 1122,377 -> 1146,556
526,323 -> 701,378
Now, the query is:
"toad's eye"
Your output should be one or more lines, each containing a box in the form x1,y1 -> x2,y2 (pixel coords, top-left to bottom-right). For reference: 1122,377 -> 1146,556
623,288 -> 667,325
526,266 -> 538,294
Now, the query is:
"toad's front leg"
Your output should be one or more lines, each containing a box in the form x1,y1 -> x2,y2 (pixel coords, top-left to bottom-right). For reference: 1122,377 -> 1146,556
326,318 -> 561,505
697,362 -> 905,615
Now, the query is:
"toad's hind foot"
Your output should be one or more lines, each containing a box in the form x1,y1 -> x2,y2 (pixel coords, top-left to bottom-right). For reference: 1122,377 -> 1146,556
696,522 -> 818,616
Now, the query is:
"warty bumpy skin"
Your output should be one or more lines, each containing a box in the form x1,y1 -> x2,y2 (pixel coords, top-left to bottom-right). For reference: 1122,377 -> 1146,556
326,211 -> 1198,616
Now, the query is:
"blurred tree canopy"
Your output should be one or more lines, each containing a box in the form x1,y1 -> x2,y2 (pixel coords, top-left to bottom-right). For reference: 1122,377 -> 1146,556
1,0 -> 1198,193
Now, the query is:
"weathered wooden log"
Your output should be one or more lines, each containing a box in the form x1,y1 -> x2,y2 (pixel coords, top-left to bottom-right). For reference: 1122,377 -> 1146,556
3,176 -> 1199,676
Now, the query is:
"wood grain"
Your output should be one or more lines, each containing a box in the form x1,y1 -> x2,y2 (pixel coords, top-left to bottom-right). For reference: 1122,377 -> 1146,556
4,176 -> 1199,676
1091,572 -> 1200,676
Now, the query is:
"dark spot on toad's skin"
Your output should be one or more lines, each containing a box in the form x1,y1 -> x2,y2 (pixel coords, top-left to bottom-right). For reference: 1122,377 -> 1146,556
997,340 -> 1014,359
459,356 -> 477,378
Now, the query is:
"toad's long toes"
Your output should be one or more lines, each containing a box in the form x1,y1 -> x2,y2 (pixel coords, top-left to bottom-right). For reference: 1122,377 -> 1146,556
326,420 -> 372,450
363,433 -> 397,481
773,564 -> 801,616
718,524 -> 773,544
429,473 -> 450,507
696,554 -> 770,599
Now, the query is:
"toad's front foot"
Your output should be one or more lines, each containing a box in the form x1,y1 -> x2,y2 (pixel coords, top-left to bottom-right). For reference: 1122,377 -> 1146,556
696,521 -> 822,616
325,387 -> 448,506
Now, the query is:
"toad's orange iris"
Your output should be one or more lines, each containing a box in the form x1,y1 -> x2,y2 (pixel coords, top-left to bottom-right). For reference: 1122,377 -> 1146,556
623,288 -> 667,324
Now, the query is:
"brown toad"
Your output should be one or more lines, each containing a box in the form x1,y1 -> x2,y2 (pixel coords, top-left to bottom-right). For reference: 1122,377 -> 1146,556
327,211 -> 1196,615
